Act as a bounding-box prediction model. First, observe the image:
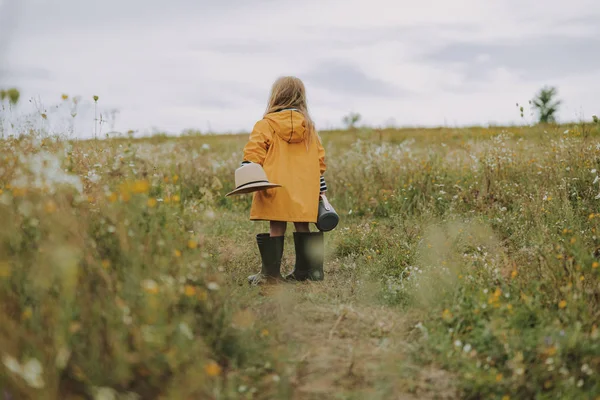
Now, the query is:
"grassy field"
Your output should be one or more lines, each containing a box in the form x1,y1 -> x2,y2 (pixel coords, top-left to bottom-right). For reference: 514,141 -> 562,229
2,121 -> 600,399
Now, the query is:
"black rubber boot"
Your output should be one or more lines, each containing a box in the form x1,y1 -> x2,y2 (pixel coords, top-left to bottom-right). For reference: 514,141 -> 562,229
247,234 -> 284,285
286,232 -> 324,281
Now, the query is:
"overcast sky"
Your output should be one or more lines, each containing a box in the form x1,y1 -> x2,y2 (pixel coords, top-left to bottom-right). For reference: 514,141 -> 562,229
1,0 -> 599,137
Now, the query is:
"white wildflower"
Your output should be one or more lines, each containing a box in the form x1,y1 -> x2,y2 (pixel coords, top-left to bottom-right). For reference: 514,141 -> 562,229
93,387 -> 117,400
55,347 -> 71,369
179,322 -> 194,340
454,340 -> 463,348
207,282 -> 220,291
2,354 -> 22,375
463,343 -> 472,353
22,358 -> 45,389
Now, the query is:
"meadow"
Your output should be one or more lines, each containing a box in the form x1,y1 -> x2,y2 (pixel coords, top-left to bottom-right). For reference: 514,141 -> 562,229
1,120 -> 600,399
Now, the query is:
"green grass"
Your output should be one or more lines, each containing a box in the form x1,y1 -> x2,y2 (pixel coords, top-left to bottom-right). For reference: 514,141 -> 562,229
2,121 -> 600,399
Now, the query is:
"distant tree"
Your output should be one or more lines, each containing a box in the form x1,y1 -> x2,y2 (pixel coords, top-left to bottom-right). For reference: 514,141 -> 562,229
342,112 -> 361,130
532,86 -> 561,124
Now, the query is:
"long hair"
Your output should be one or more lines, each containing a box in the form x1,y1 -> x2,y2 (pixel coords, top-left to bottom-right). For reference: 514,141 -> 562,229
264,76 -> 316,148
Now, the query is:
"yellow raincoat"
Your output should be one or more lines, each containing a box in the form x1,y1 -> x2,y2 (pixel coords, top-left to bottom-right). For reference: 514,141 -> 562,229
242,110 -> 326,222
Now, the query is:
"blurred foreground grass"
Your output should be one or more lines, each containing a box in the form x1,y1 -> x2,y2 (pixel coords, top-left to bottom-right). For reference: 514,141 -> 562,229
2,121 -> 600,399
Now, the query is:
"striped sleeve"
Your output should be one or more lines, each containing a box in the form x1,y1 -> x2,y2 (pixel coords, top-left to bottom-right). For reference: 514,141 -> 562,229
320,176 -> 328,193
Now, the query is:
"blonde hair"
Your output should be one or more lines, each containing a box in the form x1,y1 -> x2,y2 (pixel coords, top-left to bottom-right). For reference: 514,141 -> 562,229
265,76 -> 316,147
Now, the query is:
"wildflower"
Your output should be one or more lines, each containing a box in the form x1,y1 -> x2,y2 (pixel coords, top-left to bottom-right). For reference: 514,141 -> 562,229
22,307 -> 33,320
496,373 -> 503,382
172,194 -> 180,203
108,192 -> 118,203
207,282 -> 220,291
197,289 -> 208,301
173,175 -> 179,183
130,180 -> 149,194
174,249 -> 182,258
187,240 -> 197,249
93,387 -> 117,400
589,213 -> 595,220
184,285 -> 196,297
22,358 -> 45,388
570,237 -> 576,244
178,322 -> 194,340
511,270 -> 517,279
55,347 -> 71,369
204,360 -> 222,377
120,192 -> 131,203
2,354 -> 22,375
593,262 -> 599,269
141,279 -> 159,294
442,309 -> 452,320
101,260 -> 110,269
147,198 -> 157,208
261,329 -> 269,337
558,300 -> 567,309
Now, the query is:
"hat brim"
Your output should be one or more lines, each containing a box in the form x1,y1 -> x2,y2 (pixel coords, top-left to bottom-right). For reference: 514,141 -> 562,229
225,183 -> 282,197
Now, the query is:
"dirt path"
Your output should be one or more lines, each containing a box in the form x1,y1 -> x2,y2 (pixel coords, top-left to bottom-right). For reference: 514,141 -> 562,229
253,276 -> 456,400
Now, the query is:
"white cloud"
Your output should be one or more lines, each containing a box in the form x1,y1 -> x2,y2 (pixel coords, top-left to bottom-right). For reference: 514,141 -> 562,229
1,0 -> 599,137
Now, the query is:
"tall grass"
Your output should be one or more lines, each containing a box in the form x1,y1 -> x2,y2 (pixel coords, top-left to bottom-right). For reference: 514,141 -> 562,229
1,120 -> 600,398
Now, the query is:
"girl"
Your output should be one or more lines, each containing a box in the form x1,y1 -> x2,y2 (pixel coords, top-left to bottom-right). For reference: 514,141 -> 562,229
241,76 -> 328,285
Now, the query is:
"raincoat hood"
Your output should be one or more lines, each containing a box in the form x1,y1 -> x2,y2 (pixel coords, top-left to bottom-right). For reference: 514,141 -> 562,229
264,110 -> 307,144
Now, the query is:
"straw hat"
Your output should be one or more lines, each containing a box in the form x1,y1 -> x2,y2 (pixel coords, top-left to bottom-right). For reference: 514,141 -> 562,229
225,162 -> 282,197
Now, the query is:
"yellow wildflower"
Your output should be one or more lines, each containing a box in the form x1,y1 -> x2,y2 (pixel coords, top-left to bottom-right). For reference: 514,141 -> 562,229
496,373 -> 503,382
101,259 -> 110,269
261,329 -> 269,337
141,279 -> 159,294
442,309 -> 452,320
197,289 -> 208,301
589,213 -> 595,220
204,361 -> 222,377
173,175 -> 179,183
12,187 -> 27,197
592,262 -> 599,269
108,192 -> 118,203
570,237 -> 576,244
187,240 -> 197,249
120,192 -> 131,203
147,198 -> 157,208
130,180 -> 149,194
172,194 -> 180,203
44,200 -> 57,214
174,249 -> 182,258
22,307 -> 33,320
502,396 -> 510,400
511,270 -> 518,279
184,285 -> 196,297
558,300 -> 567,309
